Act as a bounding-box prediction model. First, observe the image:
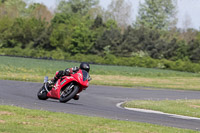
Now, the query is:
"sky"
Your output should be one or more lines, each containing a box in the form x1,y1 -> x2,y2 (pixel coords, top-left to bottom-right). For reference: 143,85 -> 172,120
31,0 -> 200,30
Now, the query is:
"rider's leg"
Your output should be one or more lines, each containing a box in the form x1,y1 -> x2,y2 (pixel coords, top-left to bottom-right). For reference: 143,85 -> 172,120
50,70 -> 64,84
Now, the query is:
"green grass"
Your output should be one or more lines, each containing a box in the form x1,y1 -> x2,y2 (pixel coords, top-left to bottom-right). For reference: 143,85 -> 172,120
1,56 -> 200,90
1,56 -> 200,132
0,105 -> 198,133
123,99 -> 200,118
1,56 -> 200,77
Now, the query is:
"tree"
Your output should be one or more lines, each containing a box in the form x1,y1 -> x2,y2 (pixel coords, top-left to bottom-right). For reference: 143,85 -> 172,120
119,26 -> 142,57
50,10 -> 97,54
0,17 -> 14,48
56,0 -> 99,16
1,17 -> 49,49
3,0 -> 27,17
182,12 -> 193,31
185,32 -> 200,62
0,0 -> 6,3
28,3 -> 53,22
49,23 -> 68,49
179,28 -> 197,44
91,15 -> 104,29
135,0 -> 177,30
66,23 -> 95,54
91,27 -> 122,56
105,0 -> 133,31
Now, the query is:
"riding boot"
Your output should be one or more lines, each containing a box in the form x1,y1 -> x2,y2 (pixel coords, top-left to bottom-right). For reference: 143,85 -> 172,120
73,93 -> 80,100
47,78 -> 57,91
49,77 -> 57,85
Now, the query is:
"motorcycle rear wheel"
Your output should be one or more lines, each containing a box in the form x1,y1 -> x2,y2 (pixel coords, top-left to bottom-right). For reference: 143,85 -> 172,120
37,86 -> 48,100
59,85 -> 79,103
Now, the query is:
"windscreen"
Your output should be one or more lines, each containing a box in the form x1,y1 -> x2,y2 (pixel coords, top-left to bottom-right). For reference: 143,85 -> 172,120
82,70 -> 89,81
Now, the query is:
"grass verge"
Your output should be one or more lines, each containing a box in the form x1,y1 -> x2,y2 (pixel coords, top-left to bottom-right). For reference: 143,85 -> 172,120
123,99 -> 200,118
0,105 -> 198,133
1,56 -> 200,90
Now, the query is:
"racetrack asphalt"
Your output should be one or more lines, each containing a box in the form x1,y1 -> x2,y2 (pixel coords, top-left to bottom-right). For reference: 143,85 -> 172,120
0,80 -> 200,131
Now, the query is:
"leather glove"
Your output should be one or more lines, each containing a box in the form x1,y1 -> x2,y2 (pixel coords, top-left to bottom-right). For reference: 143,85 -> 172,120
72,66 -> 79,72
65,68 -> 72,76
88,76 -> 92,81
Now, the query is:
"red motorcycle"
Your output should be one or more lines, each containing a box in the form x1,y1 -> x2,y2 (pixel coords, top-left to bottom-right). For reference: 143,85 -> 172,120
37,69 -> 91,103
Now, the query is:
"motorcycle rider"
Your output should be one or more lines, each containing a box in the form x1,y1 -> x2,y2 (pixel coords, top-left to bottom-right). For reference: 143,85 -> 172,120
49,62 -> 90,100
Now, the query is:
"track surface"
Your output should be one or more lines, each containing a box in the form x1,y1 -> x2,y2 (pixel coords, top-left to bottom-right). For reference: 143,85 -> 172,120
1,80 -> 200,131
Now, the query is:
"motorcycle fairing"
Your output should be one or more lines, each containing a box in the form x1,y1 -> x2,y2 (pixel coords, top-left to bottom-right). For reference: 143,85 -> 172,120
46,70 -> 89,99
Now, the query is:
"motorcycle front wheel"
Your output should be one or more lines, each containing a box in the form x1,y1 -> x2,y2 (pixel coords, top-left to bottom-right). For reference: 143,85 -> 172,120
37,86 -> 48,100
59,85 -> 79,103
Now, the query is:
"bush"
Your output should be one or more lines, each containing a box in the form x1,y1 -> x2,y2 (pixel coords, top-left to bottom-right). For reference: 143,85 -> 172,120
1,48 -> 200,73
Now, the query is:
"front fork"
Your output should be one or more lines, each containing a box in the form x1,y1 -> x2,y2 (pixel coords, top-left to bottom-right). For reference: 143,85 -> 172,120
60,83 -> 74,97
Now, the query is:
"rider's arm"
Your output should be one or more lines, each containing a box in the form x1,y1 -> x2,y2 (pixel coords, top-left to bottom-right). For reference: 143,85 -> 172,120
72,66 -> 79,72
64,66 -> 79,76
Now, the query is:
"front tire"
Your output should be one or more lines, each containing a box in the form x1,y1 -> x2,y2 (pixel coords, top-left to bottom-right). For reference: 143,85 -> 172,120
37,86 -> 48,100
59,85 -> 79,103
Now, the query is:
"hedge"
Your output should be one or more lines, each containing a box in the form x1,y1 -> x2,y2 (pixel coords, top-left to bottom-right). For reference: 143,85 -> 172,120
1,48 -> 200,73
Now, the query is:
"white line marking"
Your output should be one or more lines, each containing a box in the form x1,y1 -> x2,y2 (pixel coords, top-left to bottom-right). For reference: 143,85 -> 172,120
116,102 -> 200,120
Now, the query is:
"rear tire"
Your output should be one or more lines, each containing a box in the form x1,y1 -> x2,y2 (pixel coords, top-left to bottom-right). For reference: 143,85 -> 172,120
59,85 -> 79,103
37,86 -> 48,100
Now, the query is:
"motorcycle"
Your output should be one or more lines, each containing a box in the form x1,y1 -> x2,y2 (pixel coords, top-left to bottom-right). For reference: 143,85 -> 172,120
37,69 -> 91,103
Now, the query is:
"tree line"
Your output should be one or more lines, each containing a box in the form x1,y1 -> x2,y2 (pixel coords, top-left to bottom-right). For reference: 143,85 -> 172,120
1,0 -> 200,72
